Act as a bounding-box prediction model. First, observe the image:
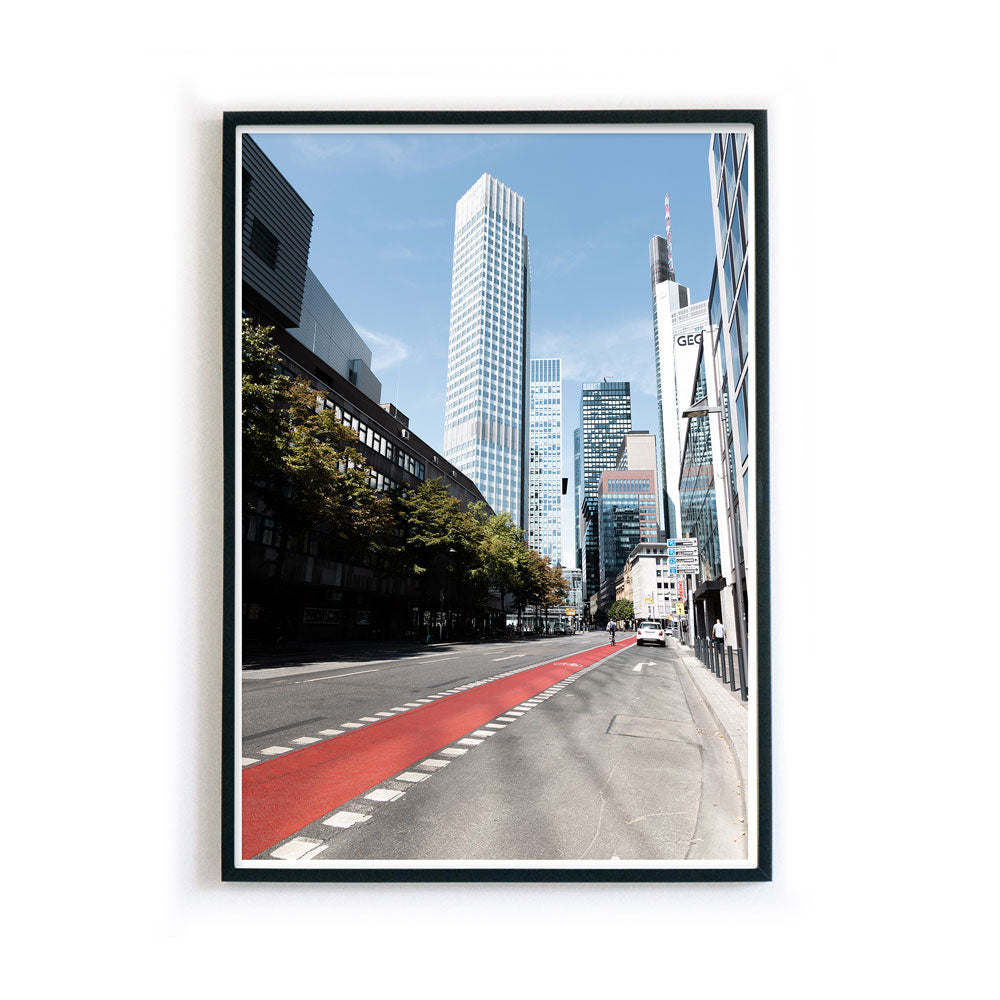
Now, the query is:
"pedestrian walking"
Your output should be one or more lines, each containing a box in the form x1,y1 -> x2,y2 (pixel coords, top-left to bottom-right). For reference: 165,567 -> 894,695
712,618 -> 726,653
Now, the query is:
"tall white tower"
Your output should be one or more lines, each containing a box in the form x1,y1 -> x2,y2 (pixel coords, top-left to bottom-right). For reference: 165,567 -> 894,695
444,174 -> 531,527
527,358 -> 562,566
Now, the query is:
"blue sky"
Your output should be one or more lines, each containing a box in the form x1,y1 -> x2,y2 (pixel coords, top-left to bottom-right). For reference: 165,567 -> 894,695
252,129 -> 718,569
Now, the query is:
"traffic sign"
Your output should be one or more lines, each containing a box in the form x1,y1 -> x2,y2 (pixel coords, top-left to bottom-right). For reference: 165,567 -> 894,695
675,602 -> 685,615
644,597 -> 653,604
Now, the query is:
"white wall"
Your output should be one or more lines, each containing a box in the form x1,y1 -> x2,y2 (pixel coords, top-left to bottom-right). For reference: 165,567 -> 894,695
4,4 -> 991,997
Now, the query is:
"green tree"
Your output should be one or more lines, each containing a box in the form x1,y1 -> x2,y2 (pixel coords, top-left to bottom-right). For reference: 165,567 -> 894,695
607,599 -> 635,623
466,503 -> 525,625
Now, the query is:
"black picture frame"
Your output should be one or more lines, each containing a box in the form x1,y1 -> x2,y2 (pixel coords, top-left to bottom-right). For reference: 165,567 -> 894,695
222,109 -> 770,883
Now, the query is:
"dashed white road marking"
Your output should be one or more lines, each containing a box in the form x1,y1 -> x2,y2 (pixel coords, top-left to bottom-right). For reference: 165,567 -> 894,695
341,722 -> 363,729
322,811 -> 371,829
485,723 -> 506,729
403,703 -> 422,707
292,736 -> 321,744
241,757 -> 259,766
260,746 -> 292,755
493,654 -> 528,661
415,699 -> 432,704
374,712 -> 395,718
390,707 -> 409,712
457,737 -> 483,746
270,837 -> 324,860
318,729 -> 344,736
396,771 -> 429,783
365,788 -> 404,802
359,716 -> 380,722
298,668 -> 380,684
471,730 -> 495,737
421,759 -> 450,768
441,748 -> 467,756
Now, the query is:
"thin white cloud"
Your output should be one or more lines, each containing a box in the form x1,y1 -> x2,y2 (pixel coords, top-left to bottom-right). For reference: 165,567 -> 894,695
290,133 -> 513,176
532,317 -> 657,396
356,326 -> 409,372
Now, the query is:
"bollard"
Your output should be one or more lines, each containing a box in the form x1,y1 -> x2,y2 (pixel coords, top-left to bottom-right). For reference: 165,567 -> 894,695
720,644 -> 728,683
737,646 -> 748,701
728,646 -> 737,691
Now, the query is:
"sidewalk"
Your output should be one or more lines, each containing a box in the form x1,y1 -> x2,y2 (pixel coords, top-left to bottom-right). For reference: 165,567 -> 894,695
671,639 -> 749,790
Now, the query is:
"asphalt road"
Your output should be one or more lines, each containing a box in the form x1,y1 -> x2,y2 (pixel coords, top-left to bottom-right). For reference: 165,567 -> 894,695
240,633 -> 746,864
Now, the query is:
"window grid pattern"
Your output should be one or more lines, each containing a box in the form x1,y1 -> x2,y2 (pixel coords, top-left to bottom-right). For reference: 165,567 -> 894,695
527,358 -> 562,566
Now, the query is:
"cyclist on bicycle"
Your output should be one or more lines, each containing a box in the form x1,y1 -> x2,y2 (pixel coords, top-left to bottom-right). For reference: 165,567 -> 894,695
607,619 -> 617,645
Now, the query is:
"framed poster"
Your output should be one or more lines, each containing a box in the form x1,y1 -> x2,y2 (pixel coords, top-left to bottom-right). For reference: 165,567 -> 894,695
223,111 -> 770,882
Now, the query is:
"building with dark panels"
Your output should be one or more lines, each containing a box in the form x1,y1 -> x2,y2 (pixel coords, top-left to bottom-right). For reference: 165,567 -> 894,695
578,380 -> 632,608
239,135 -> 497,643
596,470 -> 658,610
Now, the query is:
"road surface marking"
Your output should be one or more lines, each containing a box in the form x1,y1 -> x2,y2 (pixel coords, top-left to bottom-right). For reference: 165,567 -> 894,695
260,746 -> 292,755
493,654 -> 528,661
485,723 -> 506,729
421,759 -> 450,768
322,811 -> 370,829
441,748 -> 467,756
365,788 -> 404,802
403,703 -> 422,708
318,729 -> 344,736
390,707 -> 410,712
415,656 -> 459,664
269,837 -> 324,860
360,716 -> 380,722
241,758 -> 259,766
292,737 -> 321,744
374,712 -> 395,717
299,668 -> 380,684
497,716 -> 518,722
396,771 -> 429,783
470,730 -> 494,737
341,722 -> 363,729
415,699 -> 432,704
506,711 -> 524,717
457,737 -> 483,746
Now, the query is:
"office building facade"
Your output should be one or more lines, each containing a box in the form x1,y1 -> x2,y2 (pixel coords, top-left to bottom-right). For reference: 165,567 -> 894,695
444,174 -> 531,529
596,469 -> 658,610
579,380 -> 632,606
573,427 -> 583,571
616,431 -> 658,480
527,358 -> 562,566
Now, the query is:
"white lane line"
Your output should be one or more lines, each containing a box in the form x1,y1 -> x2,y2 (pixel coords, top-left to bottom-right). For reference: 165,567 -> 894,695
498,715 -> 519,721
493,654 -> 528,661
365,788 -> 404,802
457,737 -> 483,746
403,703 -> 422,707
470,730 -> 495,737
360,716 -> 380,722
397,771 -> 429,783
506,711 -> 524,717
485,723 -> 506,729
318,729 -> 344,736
419,651 -> 459,657
322,811 -> 371,829
241,757 -> 259,766
390,707 -> 409,712
374,712 -> 395,718
421,759 -> 450,768
270,837 -> 324,860
260,745 -> 292,755
416,656 -> 460,664
291,736 -> 321,744
298,668 -> 380,684
341,722 -> 363,729
441,748 -> 467,756
415,699 -> 432,704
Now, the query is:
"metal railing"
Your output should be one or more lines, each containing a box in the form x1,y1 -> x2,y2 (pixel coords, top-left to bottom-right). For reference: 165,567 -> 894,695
692,636 -> 748,702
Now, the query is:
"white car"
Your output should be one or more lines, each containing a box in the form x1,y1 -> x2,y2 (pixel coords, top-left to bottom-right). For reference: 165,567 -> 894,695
636,620 -> 666,647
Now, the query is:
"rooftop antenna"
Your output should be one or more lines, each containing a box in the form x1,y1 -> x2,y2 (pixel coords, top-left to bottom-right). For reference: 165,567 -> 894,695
664,193 -> 676,282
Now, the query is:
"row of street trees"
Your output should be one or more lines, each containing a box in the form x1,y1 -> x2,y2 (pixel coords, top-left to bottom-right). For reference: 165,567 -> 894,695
242,320 -> 568,635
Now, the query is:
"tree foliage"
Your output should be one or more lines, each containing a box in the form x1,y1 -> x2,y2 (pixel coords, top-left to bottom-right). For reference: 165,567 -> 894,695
608,599 -> 635,622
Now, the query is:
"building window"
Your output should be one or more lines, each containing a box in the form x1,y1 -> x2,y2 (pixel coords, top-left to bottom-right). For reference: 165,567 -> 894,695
249,217 -> 279,269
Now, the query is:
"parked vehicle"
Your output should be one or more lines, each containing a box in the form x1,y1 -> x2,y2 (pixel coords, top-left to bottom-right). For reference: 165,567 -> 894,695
636,620 -> 666,647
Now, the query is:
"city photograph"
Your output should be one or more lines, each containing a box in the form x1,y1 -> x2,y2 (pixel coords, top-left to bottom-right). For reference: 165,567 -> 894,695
225,114 -> 766,878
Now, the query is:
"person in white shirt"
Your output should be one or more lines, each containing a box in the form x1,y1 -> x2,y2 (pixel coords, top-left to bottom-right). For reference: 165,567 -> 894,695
712,618 -> 726,653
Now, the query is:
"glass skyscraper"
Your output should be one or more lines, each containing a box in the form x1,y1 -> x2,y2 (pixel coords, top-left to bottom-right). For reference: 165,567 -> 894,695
444,174 -> 530,527
527,358 -> 562,566
578,380 -> 632,605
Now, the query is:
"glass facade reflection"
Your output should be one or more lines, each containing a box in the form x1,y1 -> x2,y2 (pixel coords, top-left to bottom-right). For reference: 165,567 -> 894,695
527,358 -> 562,567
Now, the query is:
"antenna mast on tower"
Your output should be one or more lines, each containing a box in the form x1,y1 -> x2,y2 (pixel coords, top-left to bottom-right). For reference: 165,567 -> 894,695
664,193 -> 676,281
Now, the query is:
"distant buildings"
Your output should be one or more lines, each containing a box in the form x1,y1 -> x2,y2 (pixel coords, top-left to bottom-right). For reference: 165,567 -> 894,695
527,358 -> 562,567
596,469 -> 658,609
578,380 -> 632,607
444,174 -> 531,530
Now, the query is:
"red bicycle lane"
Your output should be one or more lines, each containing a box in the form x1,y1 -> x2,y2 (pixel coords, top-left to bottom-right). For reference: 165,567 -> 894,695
242,636 -> 635,858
